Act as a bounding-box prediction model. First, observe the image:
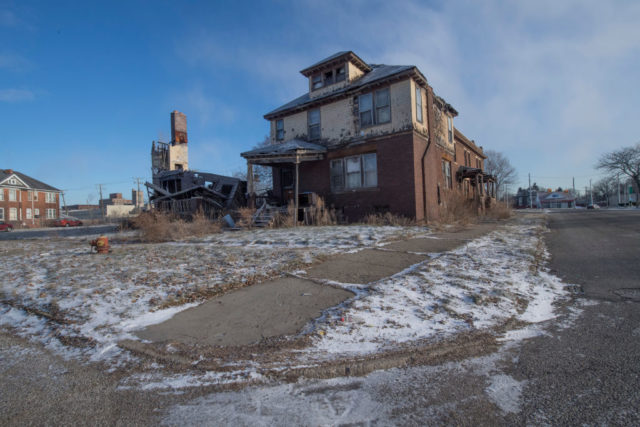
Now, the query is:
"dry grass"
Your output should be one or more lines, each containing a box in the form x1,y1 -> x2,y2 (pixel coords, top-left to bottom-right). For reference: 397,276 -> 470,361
307,197 -> 337,226
363,212 -> 415,226
236,207 -> 256,229
269,200 -> 297,228
131,210 -> 221,242
436,190 -> 479,226
486,201 -> 514,220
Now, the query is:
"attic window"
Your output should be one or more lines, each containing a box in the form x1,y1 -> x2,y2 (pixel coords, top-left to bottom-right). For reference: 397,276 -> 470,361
312,74 -> 323,90
324,70 -> 334,85
9,178 -> 16,185
335,66 -> 345,82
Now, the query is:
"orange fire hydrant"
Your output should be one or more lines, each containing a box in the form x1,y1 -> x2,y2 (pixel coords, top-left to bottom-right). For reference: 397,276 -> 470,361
90,236 -> 111,254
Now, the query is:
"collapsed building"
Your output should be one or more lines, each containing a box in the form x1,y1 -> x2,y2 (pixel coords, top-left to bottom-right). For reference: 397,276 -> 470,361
145,111 -> 246,217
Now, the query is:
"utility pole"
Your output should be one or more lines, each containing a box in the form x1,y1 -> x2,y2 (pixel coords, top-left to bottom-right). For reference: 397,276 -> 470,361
133,177 -> 144,208
97,184 -> 105,221
617,174 -> 620,207
572,177 -> 576,209
590,179 -> 593,206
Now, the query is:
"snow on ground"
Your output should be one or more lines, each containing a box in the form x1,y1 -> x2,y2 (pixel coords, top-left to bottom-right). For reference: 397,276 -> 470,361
304,223 -> 569,360
0,225 -> 429,366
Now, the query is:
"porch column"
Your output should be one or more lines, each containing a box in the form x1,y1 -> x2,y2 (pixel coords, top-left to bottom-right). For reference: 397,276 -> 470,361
294,156 -> 300,227
247,161 -> 255,209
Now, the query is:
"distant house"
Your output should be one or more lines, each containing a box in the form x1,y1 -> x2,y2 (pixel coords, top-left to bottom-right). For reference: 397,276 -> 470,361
539,191 -> 576,209
0,169 -> 61,227
241,51 -> 495,222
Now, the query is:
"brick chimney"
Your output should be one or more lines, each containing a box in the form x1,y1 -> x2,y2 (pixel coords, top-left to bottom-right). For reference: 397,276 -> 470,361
3,169 -> 13,174
171,111 -> 188,145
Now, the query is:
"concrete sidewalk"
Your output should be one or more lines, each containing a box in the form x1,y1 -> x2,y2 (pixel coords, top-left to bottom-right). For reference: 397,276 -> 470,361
134,222 -> 498,348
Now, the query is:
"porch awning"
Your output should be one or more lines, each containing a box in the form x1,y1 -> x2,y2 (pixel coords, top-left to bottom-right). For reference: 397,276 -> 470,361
241,139 -> 327,164
456,166 -> 495,182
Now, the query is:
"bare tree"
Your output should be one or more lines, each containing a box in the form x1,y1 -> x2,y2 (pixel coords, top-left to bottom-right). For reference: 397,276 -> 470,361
592,176 -> 617,206
484,150 -> 516,198
236,136 -> 274,194
596,143 -> 640,207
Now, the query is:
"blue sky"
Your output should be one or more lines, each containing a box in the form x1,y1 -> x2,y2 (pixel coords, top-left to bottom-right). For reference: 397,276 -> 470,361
2,0 -> 639,204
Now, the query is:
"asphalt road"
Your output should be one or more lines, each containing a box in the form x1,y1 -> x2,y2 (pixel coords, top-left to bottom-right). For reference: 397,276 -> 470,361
0,224 -> 118,241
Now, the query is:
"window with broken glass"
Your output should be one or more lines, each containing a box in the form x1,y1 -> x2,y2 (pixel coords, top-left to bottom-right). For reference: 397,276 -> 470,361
358,88 -> 391,128
447,116 -> 453,143
276,119 -> 284,141
335,66 -> 345,82
330,153 -> 377,191
308,109 -> 321,140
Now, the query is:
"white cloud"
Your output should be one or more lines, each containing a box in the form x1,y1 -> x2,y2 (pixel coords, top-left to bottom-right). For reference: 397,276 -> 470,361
0,52 -> 31,71
0,89 -> 35,102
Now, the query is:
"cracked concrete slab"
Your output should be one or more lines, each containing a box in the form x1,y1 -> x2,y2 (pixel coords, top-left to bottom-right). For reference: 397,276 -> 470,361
303,249 -> 427,284
136,277 -> 353,347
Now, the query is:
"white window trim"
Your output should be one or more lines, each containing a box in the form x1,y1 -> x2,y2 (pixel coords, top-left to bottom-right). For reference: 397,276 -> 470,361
0,190 -> 3,201
330,153 -> 378,192
9,207 -> 17,221
0,207 -> 4,220
9,188 -> 16,201
359,88 -> 391,128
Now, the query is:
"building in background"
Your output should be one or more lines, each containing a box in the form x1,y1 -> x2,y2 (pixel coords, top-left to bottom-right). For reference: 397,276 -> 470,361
0,169 -> 61,227
146,111 -> 246,217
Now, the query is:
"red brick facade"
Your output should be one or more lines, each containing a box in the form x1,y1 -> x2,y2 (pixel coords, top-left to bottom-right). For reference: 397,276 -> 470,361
0,187 -> 60,227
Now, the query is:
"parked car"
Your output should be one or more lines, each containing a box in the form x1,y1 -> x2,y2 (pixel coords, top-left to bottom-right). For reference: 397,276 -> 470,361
0,221 -> 13,232
55,218 -> 83,227
587,204 -> 600,209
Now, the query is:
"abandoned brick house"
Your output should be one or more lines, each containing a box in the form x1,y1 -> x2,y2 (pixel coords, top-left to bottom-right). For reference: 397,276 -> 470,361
241,51 -> 495,221
145,111 -> 246,215
0,169 -> 61,227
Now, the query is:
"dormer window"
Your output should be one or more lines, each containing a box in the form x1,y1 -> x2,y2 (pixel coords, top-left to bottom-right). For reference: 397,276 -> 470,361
312,74 -> 323,90
336,66 -> 345,82
324,70 -> 334,85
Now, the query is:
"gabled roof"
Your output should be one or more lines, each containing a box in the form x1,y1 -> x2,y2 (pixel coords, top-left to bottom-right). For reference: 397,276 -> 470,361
0,169 -> 60,191
265,64 -> 420,119
300,51 -> 371,77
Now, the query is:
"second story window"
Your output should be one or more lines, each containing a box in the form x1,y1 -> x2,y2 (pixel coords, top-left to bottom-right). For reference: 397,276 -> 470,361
0,190 -> 4,201
358,87 -> 391,128
312,74 -> 323,90
276,119 -> 284,141
447,116 -> 453,143
415,86 -> 423,123
308,109 -> 321,140
9,189 -> 16,201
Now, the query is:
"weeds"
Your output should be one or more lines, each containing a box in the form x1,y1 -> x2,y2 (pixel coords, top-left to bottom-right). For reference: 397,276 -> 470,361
363,212 -> 415,226
131,210 -> 221,242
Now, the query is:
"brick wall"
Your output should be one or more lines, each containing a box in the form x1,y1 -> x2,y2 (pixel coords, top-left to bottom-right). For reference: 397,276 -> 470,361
0,188 -> 60,227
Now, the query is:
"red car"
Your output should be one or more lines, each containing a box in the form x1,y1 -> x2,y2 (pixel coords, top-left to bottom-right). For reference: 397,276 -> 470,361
55,218 -> 83,227
0,221 -> 13,232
